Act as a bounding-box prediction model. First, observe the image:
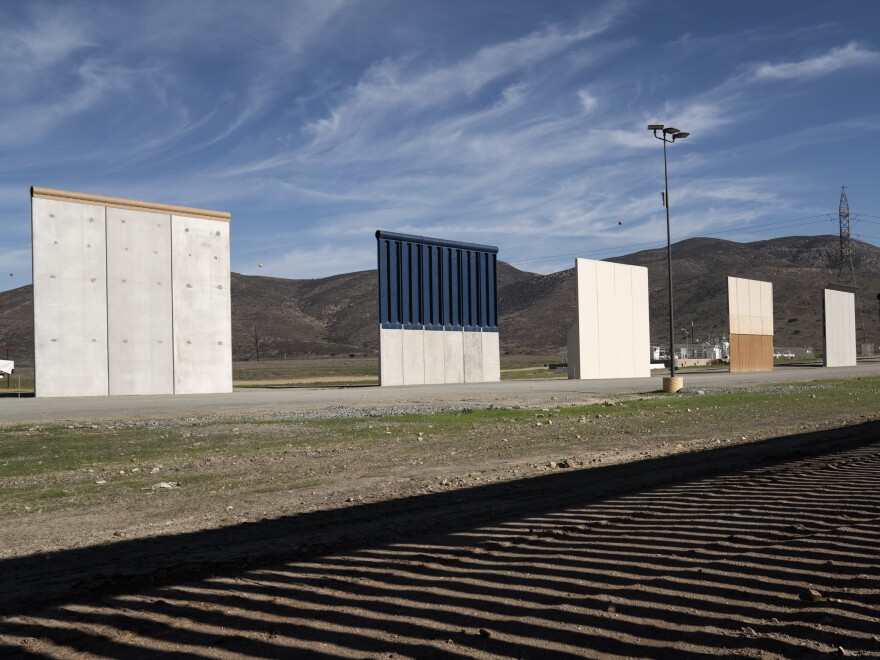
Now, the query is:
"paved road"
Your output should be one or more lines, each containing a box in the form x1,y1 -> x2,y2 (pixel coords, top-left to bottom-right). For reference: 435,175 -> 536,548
2,361 -> 879,425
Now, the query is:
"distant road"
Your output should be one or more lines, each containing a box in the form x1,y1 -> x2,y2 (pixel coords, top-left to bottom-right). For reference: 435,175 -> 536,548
2,361 -> 879,425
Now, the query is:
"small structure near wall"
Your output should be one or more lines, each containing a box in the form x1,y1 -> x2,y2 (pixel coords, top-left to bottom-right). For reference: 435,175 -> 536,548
823,284 -> 857,367
375,230 -> 500,386
567,258 -> 650,379
31,187 -> 232,397
727,276 -> 773,373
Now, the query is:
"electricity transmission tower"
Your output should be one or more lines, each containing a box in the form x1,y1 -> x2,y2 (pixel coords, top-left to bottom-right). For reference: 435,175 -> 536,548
835,185 -> 867,347
837,186 -> 856,284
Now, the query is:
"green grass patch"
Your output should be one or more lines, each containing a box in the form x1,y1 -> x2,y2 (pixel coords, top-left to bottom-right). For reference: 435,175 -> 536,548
2,376 -> 878,517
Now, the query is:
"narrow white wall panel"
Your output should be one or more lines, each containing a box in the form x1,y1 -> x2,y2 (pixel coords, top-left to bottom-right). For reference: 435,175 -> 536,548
379,327 -> 404,386
443,331 -> 464,383
595,262 -> 615,379
736,281 -> 750,327
423,330 -> 445,384
631,267 -> 651,377
481,332 -> 500,382
580,260 -> 600,380
615,265 -> 634,378
401,329 -> 425,385
727,277 -> 737,318
171,215 -> 232,394
32,198 -> 109,397
463,331 -> 483,382
106,209 -> 173,395
566,322 -> 580,379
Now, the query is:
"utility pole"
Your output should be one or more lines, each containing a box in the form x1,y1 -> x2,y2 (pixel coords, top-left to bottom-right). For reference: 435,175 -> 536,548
254,326 -> 261,362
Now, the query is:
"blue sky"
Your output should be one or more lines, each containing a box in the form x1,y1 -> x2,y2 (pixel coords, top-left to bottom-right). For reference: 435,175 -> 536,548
2,0 -> 880,292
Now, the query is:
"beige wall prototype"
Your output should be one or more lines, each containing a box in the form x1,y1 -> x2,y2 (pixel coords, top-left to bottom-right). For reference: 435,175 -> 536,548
566,258 -> 651,379
31,187 -> 232,397
823,287 -> 857,367
727,276 -> 773,373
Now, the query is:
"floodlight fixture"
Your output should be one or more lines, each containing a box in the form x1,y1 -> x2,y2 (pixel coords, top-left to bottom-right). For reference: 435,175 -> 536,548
647,124 -> 664,131
673,131 -> 689,140
663,127 -> 679,134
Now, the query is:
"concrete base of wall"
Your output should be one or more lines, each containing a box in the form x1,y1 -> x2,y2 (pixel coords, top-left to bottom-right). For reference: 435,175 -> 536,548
379,326 -> 499,386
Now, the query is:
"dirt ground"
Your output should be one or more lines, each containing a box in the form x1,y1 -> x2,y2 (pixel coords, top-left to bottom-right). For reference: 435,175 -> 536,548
0,382 -> 878,658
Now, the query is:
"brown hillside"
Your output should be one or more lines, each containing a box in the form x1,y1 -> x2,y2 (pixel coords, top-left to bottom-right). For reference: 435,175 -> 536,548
1,235 -> 878,363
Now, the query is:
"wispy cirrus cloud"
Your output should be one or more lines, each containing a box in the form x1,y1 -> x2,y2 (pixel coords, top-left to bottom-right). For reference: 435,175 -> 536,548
750,42 -> 880,81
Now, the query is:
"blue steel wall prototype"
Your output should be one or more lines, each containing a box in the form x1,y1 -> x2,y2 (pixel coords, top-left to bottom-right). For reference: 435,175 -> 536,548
376,231 -> 500,386
377,234 -> 498,331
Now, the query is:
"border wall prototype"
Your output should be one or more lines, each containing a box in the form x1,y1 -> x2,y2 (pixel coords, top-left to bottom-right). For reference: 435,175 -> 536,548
566,258 -> 650,379
727,276 -> 773,373
823,285 -> 857,367
31,187 -> 232,397
375,230 -> 499,386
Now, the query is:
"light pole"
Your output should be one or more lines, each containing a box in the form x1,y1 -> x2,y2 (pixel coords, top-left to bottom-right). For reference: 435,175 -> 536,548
648,124 -> 689,390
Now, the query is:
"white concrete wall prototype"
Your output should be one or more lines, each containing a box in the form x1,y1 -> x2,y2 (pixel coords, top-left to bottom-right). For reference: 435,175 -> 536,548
569,258 -> 650,379
443,331 -> 465,383
728,276 -> 773,336
481,332 -> 501,382
32,188 -> 231,397
171,215 -> 232,394
402,329 -> 426,385
823,289 -> 856,367
379,327 -> 404,386
32,198 -> 109,397
106,209 -> 174,395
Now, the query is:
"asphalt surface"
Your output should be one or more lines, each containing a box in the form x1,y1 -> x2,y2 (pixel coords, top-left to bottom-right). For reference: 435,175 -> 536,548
2,361 -> 879,425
